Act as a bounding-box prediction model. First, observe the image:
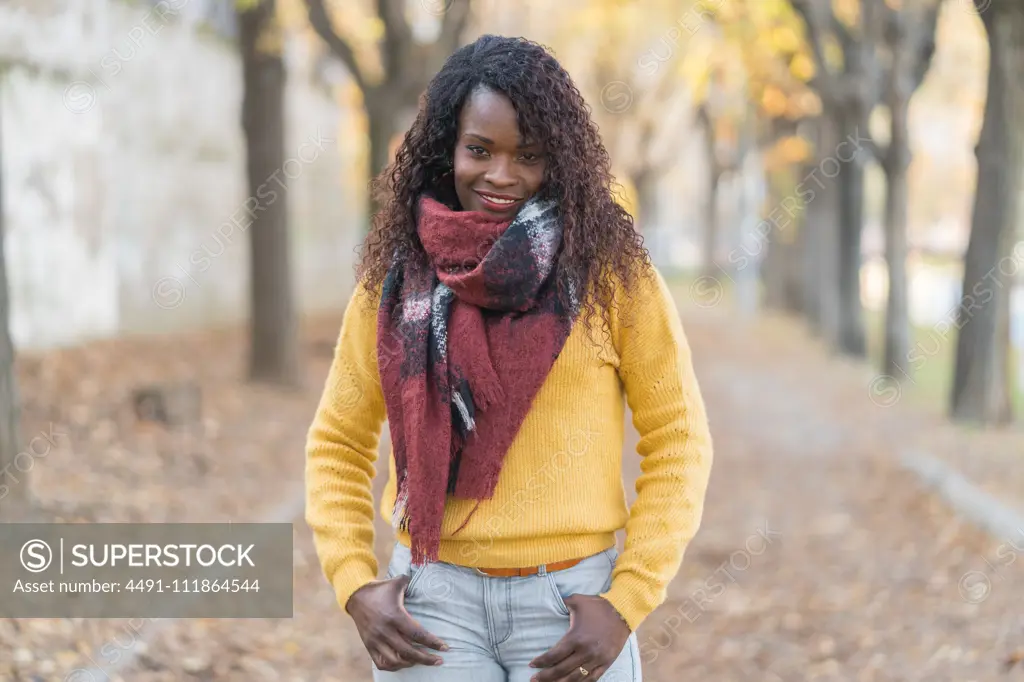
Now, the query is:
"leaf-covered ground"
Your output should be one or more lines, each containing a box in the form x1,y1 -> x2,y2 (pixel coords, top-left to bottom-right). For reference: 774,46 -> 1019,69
2,299 -> 1021,681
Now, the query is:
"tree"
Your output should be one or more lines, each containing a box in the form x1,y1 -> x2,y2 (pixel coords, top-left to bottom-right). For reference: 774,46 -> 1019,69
304,0 -> 471,218
622,74 -> 691,233
599,63 -> 691,232
534,0 -> 692,232
790,0 -> 888,358
696,101 -> 725,277
760,122 -> 811,315
950,0 -> 1024,425
695,65 -> 744,278
876,1 -> 939,381
798,113 -> 842,342
792,0 -> 939,370
0,86 -> 26,520
705,0 -> 819,314
238,0 -> 301,386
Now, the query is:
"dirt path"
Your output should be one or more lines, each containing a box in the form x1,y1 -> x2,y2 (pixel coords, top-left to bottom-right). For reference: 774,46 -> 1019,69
635,312 -> 1023,681
3,306 -> 1021,681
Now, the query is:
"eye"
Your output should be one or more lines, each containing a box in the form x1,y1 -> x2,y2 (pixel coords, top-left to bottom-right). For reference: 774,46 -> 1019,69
466,145 -> 489,157
519,151 -> 543,163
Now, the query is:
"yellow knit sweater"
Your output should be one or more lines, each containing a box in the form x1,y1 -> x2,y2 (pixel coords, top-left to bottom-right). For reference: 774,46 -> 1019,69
305,264 -> 713,632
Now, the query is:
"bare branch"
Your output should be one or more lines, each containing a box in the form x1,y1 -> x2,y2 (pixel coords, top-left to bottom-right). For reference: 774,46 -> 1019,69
377,0 -> 414,85
438,0 -> 472,57
856,0 -> 888,110
419,0 -> 472,89
829,11 -> 855,54
643,72 -> 693,174
238,0 -> 275,26
911,4 -> 940,90
861,0 -> 888,49
305,0 -> 368,93
695,103 -> 723,178
789,0 -> 827,71
789,0 -> 837,100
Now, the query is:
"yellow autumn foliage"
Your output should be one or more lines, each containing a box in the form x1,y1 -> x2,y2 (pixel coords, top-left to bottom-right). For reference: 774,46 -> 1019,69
761,85 -> 791,118
764,135 -> 813,171
790,52 -> 816,81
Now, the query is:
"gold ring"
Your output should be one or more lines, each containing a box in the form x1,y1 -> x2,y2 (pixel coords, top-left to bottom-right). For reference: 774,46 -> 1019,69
579,667 -> 589,677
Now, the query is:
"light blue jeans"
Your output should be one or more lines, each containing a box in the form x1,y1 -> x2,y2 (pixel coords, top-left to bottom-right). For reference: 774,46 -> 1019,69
372,542 -> 642,682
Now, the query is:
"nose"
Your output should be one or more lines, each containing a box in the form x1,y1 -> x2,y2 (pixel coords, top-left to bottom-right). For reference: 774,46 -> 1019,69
484,156 -> 517,189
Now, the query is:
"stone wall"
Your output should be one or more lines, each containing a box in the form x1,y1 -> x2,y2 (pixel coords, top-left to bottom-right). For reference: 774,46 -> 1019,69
0,0 -> 364,351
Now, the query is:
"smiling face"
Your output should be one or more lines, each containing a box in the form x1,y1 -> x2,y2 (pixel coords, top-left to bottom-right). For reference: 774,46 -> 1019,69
453,86 -> 548,218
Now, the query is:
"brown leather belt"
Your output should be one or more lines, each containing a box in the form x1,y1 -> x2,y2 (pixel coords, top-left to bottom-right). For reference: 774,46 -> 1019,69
474,557 -> 583,578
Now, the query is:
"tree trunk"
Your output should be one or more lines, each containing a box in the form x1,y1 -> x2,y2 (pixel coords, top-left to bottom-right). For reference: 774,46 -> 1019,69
366,94 -> 419,225
789,0 -> 882,354
239,1 -> 300,387
763,165 -> 802,313
304,0 -> 471,228
786,222 -> 807,315
950,1 -> 1023,425
632,168 -> 657,233
763,218 -> 787,312
836,106 -> 868,357
697,107 -> 721,278
0,95 -> 27,520
882,96 -> 912,381
701,170 -> 720,277
366,93 -> 397,221
803,114 -> 842,346
800,158 -> 822,327
781,207 -> 806,315
733,170 -> 762,319
763,226 -> 800,312
881,2 -> 940,383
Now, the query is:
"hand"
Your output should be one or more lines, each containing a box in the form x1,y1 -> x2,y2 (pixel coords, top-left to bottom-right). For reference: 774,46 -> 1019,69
529,594 -> 631,681
347,575 -> 449,671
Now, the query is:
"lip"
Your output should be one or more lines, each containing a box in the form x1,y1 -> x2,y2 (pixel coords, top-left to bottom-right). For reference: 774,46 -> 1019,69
474,190 -> 523,212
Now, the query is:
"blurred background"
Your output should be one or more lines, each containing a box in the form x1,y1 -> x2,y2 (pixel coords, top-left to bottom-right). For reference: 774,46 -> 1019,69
0,0 -> 1022,680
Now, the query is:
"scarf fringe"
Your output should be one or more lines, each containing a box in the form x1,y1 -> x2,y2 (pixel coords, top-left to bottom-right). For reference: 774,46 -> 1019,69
452,391 -> 476,433
392,488 -> 410,533
469,370 -> 505,411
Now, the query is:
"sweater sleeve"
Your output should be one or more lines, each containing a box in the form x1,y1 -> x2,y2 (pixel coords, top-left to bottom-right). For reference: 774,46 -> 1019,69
305,281 -> 389,614
600,265 -> 714,632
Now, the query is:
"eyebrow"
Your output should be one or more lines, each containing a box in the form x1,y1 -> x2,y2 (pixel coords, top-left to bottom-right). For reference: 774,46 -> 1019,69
464,133 -> 540,149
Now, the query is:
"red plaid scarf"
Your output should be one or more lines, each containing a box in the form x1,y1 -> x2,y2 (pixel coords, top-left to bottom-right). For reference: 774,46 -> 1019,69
377,195 -> 579,565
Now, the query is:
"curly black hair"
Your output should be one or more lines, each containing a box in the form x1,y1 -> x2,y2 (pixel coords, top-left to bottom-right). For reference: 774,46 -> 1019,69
356,34 -> 651,340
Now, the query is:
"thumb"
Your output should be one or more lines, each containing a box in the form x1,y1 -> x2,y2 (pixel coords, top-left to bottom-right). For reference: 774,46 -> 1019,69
562,593 -> 583,610
562,595 -> 580,628
392,573 -> 411,612
392,573 -> 411,589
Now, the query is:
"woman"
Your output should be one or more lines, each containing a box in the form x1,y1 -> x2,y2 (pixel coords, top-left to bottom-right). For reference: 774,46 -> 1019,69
306,34 -> 713,682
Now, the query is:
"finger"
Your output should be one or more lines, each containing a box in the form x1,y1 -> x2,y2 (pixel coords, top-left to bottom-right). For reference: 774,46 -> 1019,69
370,642 -> 406,672
398,617 -> 449,652
385,629 -> 444,667
586,664 -> 609,681
531,651 -> 587,682
529,636 -> 577,670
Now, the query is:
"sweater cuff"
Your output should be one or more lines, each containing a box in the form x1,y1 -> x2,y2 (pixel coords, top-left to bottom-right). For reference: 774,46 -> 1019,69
601,573 -> 659,633
332,562 -> 379,615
